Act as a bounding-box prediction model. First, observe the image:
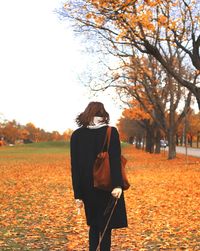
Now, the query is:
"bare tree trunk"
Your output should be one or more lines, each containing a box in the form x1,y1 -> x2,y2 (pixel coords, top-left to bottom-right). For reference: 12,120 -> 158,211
136,136 -> 142,149
145,125 -> 154,153
189,135 -> 193,147
155,129 -> 161,154
176,134 -> 179,146
180,135 -> 183,146
168,129 -> 176,159
168,79 -> 176,159
197,132 -> 200,148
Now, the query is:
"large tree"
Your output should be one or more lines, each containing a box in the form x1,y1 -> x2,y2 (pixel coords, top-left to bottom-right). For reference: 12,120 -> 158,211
62,0 -> 200,108
109,53 -> 192,159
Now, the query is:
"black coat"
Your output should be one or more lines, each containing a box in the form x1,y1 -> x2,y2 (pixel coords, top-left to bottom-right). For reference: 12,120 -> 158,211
70,125 -> 128,229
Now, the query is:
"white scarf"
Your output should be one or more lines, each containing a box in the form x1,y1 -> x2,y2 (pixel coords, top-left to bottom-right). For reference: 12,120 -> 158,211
87,116 -> 108,129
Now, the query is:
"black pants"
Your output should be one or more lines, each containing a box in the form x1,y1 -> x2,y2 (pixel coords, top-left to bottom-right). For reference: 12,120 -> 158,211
89,225 -> 112,251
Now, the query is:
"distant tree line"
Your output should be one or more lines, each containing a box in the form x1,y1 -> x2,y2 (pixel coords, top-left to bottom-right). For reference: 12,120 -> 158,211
0,119 -> 73,145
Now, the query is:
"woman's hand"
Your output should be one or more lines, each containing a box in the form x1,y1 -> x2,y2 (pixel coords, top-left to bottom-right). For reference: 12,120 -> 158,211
75,199 -> 83,214
111,187 -> 122,199
75,199 -> 83,206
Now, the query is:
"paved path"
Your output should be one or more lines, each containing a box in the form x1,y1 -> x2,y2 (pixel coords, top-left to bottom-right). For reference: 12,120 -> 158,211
175,146 -> 200,158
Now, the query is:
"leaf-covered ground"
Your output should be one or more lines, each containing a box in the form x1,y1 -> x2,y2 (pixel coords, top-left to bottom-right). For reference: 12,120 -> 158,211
0,143 -> 200,250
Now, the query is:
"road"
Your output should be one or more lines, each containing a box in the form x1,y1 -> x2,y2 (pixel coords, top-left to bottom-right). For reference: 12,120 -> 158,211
175,146 -> 200,158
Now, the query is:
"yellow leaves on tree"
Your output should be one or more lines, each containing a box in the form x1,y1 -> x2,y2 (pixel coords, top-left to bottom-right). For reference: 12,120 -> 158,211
77,0 -> 199,43
86,12 -> 105,27
128,55 -> 154,80
63,129 -> 73,141
177,111 -> 200,140
158,14 -> 168,26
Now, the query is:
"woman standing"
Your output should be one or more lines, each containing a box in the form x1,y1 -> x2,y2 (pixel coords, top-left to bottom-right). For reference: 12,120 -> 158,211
70,101 -> 128,251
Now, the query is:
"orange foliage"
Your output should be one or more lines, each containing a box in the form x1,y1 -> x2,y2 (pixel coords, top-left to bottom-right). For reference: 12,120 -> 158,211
81,0 -> 196,39
63,129 -> 73,141
123,99 -> 152,120
117,124 -> 127,141
1,146 -> 200,250
177,111 -> 200,138
188,112 -> 200,136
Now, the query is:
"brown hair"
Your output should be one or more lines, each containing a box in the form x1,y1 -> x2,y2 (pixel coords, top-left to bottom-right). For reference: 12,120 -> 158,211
76,101 -> 110,127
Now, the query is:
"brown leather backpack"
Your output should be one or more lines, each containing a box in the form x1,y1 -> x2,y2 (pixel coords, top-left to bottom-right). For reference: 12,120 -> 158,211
93,126 -> 130,191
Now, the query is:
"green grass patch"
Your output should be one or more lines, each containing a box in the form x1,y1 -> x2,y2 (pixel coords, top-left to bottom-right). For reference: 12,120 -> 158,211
121,141 -> 130,148
0,141 -> 70,164
0,141 -> 69,155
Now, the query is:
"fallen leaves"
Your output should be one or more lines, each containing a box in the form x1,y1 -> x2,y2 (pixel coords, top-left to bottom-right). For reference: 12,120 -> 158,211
113,147 -> 200,250
0,145 -> 200,250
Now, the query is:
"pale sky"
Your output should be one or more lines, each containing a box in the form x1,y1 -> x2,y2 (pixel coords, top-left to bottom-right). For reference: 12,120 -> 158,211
0,0 -> 123,133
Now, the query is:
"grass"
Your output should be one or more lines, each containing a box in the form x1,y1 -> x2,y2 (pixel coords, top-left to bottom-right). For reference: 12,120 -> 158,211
0,141 -> 70,164
0,141 -> 70,155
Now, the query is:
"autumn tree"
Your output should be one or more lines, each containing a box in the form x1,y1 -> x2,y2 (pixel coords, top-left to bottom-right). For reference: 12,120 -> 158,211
117,115 -> 146,149
113,53 -> 192,158
1,120 -> 22,144
190,112 -> 200,147
63,129 -> 73,141
177,110 -> 200,147
187,111 -> 200,147
49,131 -> 62,141
24,123 -> 40,142
62,0 -> 200,109
121,101 -> 158,153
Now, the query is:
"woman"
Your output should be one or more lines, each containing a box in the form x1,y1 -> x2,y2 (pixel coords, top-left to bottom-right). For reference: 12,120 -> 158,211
70,101 -> 128,251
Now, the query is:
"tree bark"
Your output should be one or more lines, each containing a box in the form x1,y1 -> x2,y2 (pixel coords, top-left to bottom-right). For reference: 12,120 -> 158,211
145,125 -> 154,153
167,79 -> 177,160
168,128 -> 176,159
197,132 -> 200,148
155,129 -> 161,154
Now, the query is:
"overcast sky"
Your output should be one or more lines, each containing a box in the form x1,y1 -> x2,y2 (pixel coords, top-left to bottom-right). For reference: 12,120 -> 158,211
0,0 -> 123,133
